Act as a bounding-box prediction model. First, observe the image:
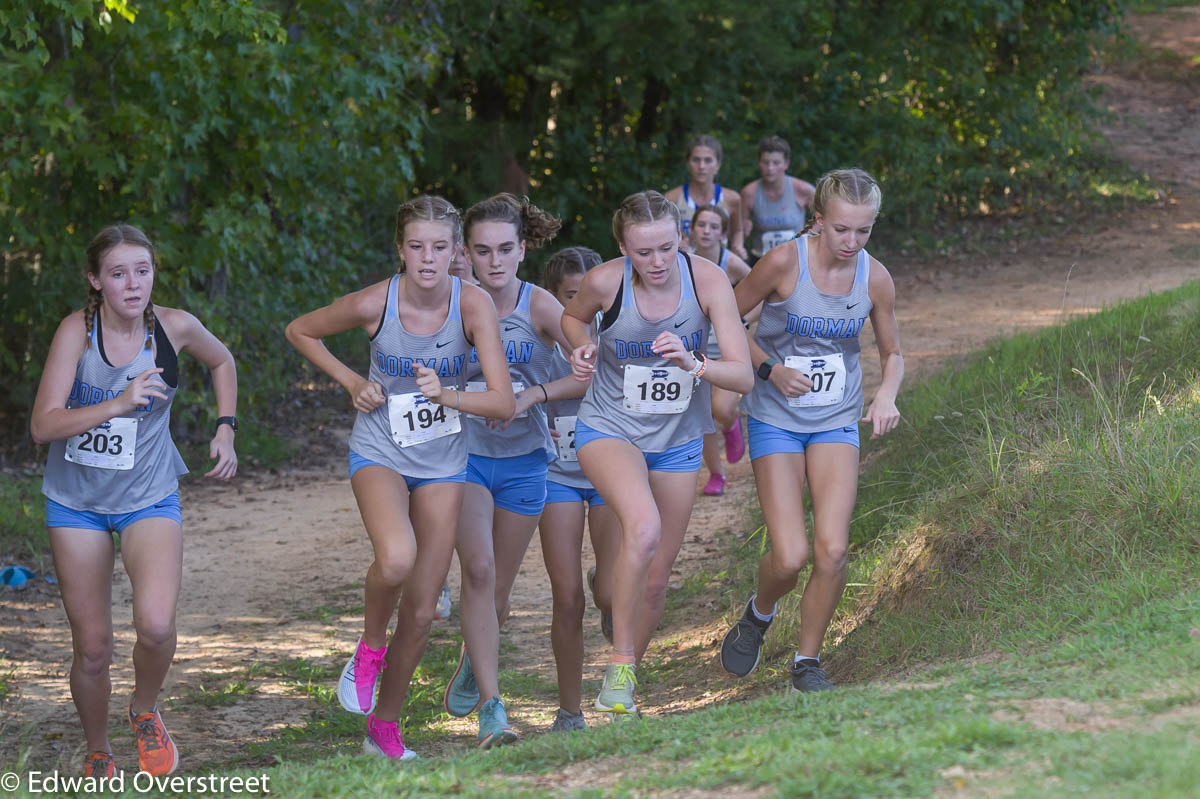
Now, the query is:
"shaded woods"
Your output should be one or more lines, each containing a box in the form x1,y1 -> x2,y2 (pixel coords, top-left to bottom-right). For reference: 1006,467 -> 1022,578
2,0 -> 1123,442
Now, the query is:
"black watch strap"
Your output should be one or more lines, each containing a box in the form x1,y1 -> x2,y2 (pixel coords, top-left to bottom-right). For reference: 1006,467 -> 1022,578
216,416 -> 238,433
757,358 -> 778,381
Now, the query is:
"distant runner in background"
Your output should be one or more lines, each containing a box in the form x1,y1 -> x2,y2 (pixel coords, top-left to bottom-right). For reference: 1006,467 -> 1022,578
688,205 -> 751,496
666,135 -> 746,260
740,136 -> 815,264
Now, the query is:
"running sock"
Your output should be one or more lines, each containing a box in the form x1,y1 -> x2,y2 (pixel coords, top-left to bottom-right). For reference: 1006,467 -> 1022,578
793,653 -> 820,667
748,594 -> 776,627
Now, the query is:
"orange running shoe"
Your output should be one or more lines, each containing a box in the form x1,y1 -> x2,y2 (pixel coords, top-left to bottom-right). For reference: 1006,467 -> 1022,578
83,751 -> 116,778
128,704 -> 179,775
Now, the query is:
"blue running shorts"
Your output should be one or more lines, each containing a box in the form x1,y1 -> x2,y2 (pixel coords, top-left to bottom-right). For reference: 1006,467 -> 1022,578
348,449 -> 467,492
45,491 -> 182,535
746,416 -> 860,461
466,451 -> 549,516
574,421 -> 703,473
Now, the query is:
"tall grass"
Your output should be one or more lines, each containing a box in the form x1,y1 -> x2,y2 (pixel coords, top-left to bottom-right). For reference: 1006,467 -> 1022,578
756,283 -> 1200,678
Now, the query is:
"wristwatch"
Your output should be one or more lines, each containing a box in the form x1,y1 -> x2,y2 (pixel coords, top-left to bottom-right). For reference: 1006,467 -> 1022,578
216,416 -> 239,433
757,358 -> 778,381
686,351 -> 707,377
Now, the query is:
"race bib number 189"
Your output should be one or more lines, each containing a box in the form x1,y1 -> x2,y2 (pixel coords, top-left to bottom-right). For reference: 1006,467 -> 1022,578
622,364 -> 693,414
388,392 -> 461,448
784,353 -> 846,408
64,417 -> 137,470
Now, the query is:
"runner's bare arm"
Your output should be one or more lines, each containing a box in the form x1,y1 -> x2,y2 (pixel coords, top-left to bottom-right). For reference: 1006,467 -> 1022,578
734,239 -> 797,317
562,259 -> 622,378
159,307 -> 238,478
863,259 -> 903,439
30,313 -> 166,443
458,283 -> 516,420
691,257 -> 754,395
725,191 -> 747,260
285,280 -> 389,412
739,181 -> 758,241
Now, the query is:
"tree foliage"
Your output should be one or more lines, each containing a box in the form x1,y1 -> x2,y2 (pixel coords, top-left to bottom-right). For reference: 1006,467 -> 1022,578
416,0 -> 1123,259
1,0 -> 439,433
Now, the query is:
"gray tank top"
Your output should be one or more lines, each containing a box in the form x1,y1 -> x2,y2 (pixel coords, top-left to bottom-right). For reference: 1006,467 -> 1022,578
741,237 -> 873,433
751,179 -> 806,256
463,281 -> 555,461
349,275 -> 472,478
43,316 -> 188,514
544,344 -> 591,488
577,252 -> 714,452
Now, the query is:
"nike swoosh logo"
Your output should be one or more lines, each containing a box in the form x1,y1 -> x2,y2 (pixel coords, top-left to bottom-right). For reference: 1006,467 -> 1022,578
674,318 -> 690,328
126,375 -> 137,381
435,340 -> 451,348
504,324 -> 519,331
846,302 -> 860,309
687,452 -> 699,459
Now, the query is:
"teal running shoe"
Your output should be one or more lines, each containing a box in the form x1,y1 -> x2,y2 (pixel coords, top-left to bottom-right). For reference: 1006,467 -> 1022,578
444,643 -> 480,717
477,696 -> 518,749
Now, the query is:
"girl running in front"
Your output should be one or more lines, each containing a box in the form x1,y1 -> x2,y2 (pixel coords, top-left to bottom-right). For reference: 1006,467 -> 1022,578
286,196 -> 514,760
719,168 -> 902,692
563,191 -> 754,717
665,134 -> 747,259
442,193 -> 587,747
536,246 -> 621,732
31,224 -> 239,778
689,204 -> 752,496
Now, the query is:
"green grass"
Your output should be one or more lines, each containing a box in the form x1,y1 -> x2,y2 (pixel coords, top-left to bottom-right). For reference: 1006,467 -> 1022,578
0,472 -> 49,569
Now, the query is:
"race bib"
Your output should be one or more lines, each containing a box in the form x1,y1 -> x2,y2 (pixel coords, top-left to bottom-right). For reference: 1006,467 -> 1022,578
64,417 -> 137,470
762,229 -> 797,252
466,379 -> 528,418
388,392 -> 461,448
784,353 -> 846,408
553,416 -> 578,462
622,364 -> 693,414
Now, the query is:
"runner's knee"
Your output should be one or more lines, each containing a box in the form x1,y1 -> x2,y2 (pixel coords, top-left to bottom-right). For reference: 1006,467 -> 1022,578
812,540 -> 848,574
74,633 -> 114,677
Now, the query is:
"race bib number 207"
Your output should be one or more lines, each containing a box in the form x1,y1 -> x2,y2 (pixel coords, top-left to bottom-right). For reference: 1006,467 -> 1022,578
784,353 -> 846,408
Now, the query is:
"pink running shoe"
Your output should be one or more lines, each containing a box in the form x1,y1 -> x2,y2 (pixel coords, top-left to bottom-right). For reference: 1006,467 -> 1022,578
364,713 -> 417,761
338,639 -> 387,715
723,420 -> 745,464
703,473 -> 727,496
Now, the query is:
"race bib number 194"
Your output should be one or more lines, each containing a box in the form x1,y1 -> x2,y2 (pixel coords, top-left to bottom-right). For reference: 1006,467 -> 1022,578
784,353 -> 846,408
388,392 -> 461,447
64,417 -> 137,470
622,364 -> 693,414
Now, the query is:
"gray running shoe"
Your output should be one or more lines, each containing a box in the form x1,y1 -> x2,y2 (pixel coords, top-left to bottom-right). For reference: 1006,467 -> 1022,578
548,707 -> 588,732
587,567 -> 614,644
720,601 -> 770,677
789,659 -> 836,693
595,663 -> 637,715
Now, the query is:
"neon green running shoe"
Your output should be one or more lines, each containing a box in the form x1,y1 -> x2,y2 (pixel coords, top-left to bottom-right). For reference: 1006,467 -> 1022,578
594,662 -> 637,715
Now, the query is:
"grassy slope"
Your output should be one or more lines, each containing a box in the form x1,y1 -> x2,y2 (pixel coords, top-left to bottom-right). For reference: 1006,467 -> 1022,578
23,278 -> 1192,799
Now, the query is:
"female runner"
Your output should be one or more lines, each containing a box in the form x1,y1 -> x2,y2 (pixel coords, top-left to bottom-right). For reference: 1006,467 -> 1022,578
286,195 -> 513,760
738,136 -> 816,262
689,204 -> 751,496
31,224 -> 239,777
441,194 -> 587,747
664,135 -> 746,259
719,168 -> 902,691
563,191 -> 753,717
536,246 -> 621,731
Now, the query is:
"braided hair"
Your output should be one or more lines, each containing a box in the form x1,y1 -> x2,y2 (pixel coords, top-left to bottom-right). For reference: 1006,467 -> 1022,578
84,224 -> 157,348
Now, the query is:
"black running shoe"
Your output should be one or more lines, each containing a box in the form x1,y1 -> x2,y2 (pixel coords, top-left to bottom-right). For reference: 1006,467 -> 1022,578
720,601 -> 770,677
789,659 -> 835,693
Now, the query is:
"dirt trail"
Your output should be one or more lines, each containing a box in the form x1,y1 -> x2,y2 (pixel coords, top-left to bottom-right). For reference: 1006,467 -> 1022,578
3,7 -> 1199,774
